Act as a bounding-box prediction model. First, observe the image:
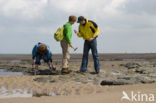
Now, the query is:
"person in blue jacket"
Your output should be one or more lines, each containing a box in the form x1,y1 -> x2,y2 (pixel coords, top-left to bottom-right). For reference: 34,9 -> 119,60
32,42 -> 56,75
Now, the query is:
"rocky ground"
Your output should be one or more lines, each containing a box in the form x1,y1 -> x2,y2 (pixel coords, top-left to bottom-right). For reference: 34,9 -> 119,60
1,60 -> 156,86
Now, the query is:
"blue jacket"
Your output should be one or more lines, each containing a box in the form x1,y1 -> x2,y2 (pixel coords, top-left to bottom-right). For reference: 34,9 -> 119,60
32,43 -> 52,59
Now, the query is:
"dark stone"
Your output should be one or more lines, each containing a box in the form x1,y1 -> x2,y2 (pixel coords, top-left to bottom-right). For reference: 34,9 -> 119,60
100,79 -> 133,86
120,63 -> 142,69
34,77 -> 57,83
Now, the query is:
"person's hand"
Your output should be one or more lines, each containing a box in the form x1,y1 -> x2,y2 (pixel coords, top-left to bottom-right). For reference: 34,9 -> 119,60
69,44 -> 74,49
52,64 -> 56,69
88,37 -> 94,42
74,30 -> 78,34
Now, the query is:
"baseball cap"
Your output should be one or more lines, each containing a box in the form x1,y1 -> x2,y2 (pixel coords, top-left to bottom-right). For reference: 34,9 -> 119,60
77,16 -> 85,23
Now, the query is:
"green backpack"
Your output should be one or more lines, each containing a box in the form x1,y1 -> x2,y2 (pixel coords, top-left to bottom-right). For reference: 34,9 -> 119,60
54,27 -> 64,41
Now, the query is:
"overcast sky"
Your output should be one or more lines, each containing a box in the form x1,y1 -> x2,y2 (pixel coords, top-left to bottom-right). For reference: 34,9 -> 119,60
0,0 -> 156,54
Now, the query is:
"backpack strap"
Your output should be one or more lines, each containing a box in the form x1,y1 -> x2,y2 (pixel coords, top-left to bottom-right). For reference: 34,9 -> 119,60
88,20 -> 99,39
63,24 -> 66,37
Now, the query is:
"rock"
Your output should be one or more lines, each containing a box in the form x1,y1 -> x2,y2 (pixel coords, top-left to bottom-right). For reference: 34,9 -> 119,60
33,92 -> 49,97
34,77 -> 57,83
148,74 -> 156,78
151,63 -> 156,67
100,75 -> 156,86
120,63 -> 142,69
81,79 -> 89,84
135,76 -> 155,84
135,67 -> 156,74
100,78 -> 134,85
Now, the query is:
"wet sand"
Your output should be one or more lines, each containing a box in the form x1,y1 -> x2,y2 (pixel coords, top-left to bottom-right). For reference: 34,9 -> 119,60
0,82 -> 156,103
0,54 -> 156,102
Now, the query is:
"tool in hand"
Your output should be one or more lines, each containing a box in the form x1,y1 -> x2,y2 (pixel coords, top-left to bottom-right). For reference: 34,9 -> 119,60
71,47 -> 78,51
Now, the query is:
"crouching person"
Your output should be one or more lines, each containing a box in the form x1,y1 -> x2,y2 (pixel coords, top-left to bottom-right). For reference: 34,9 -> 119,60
32,42 -> 56,75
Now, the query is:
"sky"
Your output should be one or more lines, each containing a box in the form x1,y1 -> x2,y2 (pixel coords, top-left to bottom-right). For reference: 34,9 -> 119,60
0,0 -> 156,54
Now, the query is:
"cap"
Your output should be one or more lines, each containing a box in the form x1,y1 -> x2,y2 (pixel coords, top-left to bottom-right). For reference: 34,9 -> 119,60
77,16 -> 85,23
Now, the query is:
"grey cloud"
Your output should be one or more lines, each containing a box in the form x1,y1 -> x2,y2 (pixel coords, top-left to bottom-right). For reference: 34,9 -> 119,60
0,0 -> 156,54
120,0 -> 156,15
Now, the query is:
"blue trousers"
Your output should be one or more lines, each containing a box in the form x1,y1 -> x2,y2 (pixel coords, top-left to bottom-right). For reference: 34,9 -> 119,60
80,38 -> 100,72
35,54 -> 52,65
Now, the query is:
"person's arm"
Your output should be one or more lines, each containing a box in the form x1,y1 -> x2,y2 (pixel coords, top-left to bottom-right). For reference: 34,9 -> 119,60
64,25 -> 72,44
77,26 -> 83,37
74,26 -> 83,38
32,45 -> 37,60
32,45 -> 37,66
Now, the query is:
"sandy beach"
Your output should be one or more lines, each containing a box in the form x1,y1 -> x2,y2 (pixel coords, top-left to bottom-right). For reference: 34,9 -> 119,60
0,54 -> 156,103
0,82 -> 156,103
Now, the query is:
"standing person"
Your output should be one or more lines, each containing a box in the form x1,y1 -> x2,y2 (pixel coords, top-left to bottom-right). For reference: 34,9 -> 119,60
61,15 -> 77,74
32,42 -> 56,75
74,16 -> 100,74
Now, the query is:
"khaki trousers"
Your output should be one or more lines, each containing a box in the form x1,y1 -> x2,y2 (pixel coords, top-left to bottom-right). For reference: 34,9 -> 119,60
60,39 -> 70,68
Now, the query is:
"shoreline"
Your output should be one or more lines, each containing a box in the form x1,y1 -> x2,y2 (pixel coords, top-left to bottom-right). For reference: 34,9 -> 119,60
0,53 -> 156,62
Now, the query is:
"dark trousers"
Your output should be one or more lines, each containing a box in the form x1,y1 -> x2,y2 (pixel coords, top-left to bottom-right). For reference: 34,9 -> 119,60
35,54 -> 52,65
80,38 -> 100,72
